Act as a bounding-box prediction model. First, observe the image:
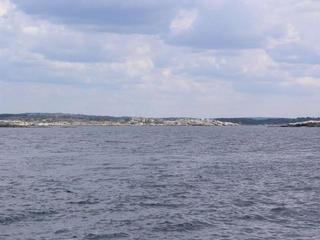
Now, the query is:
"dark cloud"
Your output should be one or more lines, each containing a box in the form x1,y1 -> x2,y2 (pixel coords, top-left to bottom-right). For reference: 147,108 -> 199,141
268,43 -> 320,65
12,0 -> 282,49
12,0 -> 192,34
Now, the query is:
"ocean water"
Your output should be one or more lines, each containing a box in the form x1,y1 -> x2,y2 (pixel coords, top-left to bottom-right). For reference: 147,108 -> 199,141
0,126 -> 320,240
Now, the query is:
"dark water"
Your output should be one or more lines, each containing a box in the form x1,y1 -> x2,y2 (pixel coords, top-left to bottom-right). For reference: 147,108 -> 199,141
0,126 -> 320,240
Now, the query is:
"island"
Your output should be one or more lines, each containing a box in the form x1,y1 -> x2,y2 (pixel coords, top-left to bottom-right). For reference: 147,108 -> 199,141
1,114 -> 320,128
280,120 -> 320,127
0,113 -> 238,127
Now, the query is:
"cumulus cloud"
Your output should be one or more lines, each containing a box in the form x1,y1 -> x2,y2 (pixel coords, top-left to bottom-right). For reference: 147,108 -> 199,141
170,9 -> 198,35
0,0 -> 13,17
1,0 -> 320,116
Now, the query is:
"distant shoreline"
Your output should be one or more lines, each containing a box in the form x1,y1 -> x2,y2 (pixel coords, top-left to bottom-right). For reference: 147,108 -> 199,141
0,119 -> 238,128
1,113 -> 320,128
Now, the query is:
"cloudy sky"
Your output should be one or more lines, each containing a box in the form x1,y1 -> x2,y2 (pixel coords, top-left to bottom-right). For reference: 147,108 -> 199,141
0,0 -> 319,117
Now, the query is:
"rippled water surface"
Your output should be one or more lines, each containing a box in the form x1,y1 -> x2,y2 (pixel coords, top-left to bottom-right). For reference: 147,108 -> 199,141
0,126 -> 320,240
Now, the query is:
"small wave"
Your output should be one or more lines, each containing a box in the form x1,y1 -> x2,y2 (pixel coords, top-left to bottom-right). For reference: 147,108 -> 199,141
68,199 -> 100,205
0,209 -> 57,225
139,202 -> 184,209
55,229 -> 70,234
104,140 -> 128,144
141,183 -> 168,189
85,232 -> 129,239
29,210 -> 57,216
238,214 -> 266,221
269,206 -> 299,218
293,186 -> 315,191
153,220 -> 211,232
266,206 -> 309,223
270,206 -> 289,213
101,167 -> 127,170
141,162 -> 164,167
0,214 -> 26,225
283,185 -> 315,192
233,199 -> 255,207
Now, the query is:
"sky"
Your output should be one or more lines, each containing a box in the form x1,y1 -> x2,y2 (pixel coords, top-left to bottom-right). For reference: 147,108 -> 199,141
0,0 -> 319,117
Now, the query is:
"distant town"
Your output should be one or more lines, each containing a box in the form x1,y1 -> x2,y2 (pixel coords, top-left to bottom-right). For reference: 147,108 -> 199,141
0,113 -> 320,127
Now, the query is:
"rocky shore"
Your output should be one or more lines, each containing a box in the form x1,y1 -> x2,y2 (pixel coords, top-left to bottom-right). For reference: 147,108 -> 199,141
0,117 -> 238,128
281,120 -> 320,127
2,114 -> 320,128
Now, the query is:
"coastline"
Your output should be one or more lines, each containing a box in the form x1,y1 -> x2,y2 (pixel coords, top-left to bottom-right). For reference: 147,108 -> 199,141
0,119 -> 238,128
1,114 -> 320,128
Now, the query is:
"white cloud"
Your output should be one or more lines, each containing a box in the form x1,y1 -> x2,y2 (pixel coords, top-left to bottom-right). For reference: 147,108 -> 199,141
22,25 -> 40,35
1,0 -> 320,116
170,9 -> 198,35
295,76 -> 320,88
0,0 -> 11,17
123,57 -> 154,78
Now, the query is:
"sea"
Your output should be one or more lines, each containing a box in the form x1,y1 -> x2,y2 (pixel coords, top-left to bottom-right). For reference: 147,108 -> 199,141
0,126 -> 319,240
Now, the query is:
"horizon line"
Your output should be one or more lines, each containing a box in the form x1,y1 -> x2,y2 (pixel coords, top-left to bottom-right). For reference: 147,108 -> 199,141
0,112 -> 319,119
